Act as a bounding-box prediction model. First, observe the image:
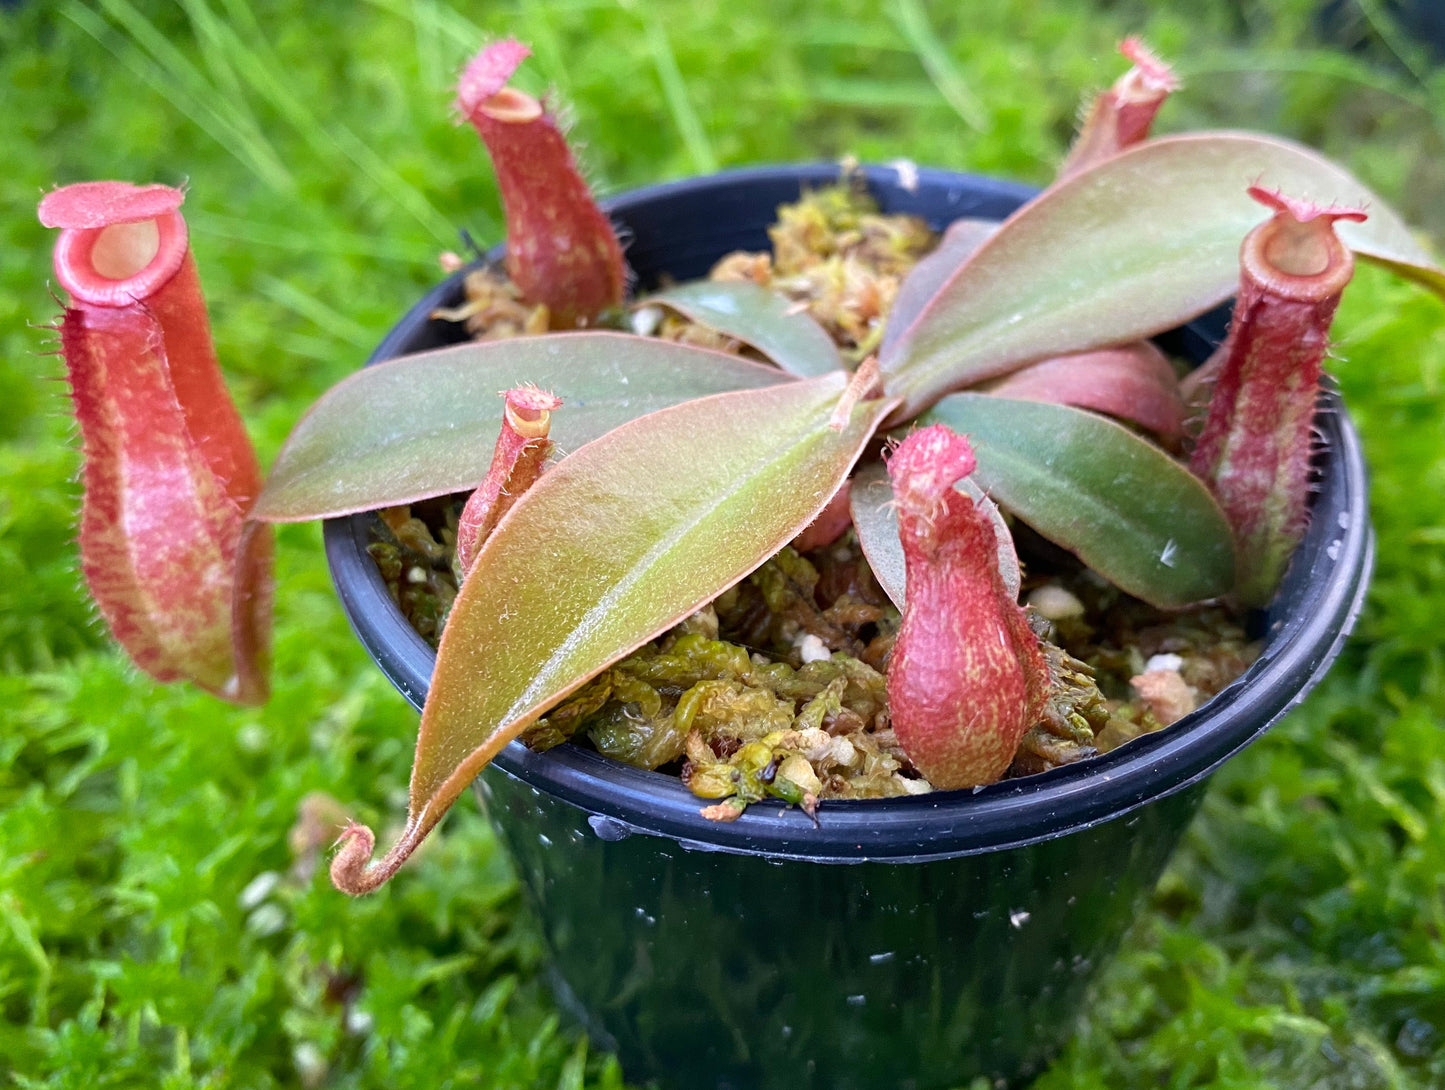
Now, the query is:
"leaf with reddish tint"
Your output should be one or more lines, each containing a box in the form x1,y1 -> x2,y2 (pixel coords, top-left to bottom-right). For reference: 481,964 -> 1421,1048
880,132 -> 1445,418
918,394 -> 1235,607
642,280 -> 844,376
254,334 -> 791,521
330,374 -> 897,893
40,181 -> 270,705
792,479 -> 854,552
850,458 -> 1019,609
879,218 -> 997,359
982,343 -> 1185,442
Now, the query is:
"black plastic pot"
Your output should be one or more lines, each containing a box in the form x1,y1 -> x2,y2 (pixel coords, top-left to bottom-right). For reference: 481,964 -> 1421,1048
324,164 -> 1374,1089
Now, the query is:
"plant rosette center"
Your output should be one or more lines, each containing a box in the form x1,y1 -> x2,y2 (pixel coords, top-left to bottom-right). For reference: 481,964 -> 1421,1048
365,182 -> 1260,821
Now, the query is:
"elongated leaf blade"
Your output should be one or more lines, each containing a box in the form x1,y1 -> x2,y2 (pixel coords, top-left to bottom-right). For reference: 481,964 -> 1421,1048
851,458 -> 1019,609
919,394 -> 1235,607
644,280 -> 844,376
395,376 -> 897,867
254,333 -> 791,520
879,217 -> 998,359
882,132 -> 1445,416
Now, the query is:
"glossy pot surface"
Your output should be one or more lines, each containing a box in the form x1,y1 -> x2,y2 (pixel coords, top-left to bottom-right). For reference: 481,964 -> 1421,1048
325,164 -> 1373,1088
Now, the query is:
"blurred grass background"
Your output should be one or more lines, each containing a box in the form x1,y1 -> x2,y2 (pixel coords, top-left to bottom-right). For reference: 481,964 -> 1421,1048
2,1 -> 1444,1086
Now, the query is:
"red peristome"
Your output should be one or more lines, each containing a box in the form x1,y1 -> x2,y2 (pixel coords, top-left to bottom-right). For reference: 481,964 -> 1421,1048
455,385 -> 561,573
885,425 -> 1048,789
456,40 -> 626,328
1058,37 -> 1178,181
42,181 -> 271,704
1189,187 -> 1366,606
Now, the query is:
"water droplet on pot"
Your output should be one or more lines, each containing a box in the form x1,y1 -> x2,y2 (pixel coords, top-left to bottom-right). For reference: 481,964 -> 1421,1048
1009,909 -> 1031,928
1326,540 -> 1341,561
588,814 -> 632,841
869,951 -> 896,965
846,994 -> 867,1007
538,833 -> 552,848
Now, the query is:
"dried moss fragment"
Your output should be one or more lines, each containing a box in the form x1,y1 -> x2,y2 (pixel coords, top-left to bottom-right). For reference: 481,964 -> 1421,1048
366,504 -> 459,643
433,265 -> 552,339
1008,635 -> 1108,777
705,180 -> 935,362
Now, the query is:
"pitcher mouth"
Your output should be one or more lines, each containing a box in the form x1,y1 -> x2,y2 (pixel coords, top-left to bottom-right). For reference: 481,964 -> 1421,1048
52,209 -> 189,308
41,181 -> 191,308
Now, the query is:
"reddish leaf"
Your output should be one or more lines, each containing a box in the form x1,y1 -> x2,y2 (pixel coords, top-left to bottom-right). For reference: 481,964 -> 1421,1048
983,343 -> 1185,442
331,373 -> 897,893
255,334 -> 791,521
919,394 -> 1235,608
881,133 -> 1445,419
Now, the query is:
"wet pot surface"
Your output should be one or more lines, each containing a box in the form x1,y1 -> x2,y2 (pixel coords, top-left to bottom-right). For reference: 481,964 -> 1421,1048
325,164 -> 1374,1089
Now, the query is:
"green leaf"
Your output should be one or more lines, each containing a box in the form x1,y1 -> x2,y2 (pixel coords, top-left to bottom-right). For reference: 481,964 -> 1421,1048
356,375 -> 897,884
918,394 -> 1235,607
850,458 -> 1019,609
253,333 -> 791,520
642,280 -> 844,376
879,217 -> 998,359
881,132 -> 1445,417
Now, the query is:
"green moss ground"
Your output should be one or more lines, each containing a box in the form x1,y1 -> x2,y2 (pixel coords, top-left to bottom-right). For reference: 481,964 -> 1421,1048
2,2 -> 1443,1086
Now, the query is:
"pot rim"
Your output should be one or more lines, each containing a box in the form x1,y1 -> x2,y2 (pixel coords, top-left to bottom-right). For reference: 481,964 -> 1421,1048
324,162 -> 1374,863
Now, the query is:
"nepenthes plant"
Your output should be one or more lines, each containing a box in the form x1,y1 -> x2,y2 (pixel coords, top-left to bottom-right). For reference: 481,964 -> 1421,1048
37,38 -> 1445,894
